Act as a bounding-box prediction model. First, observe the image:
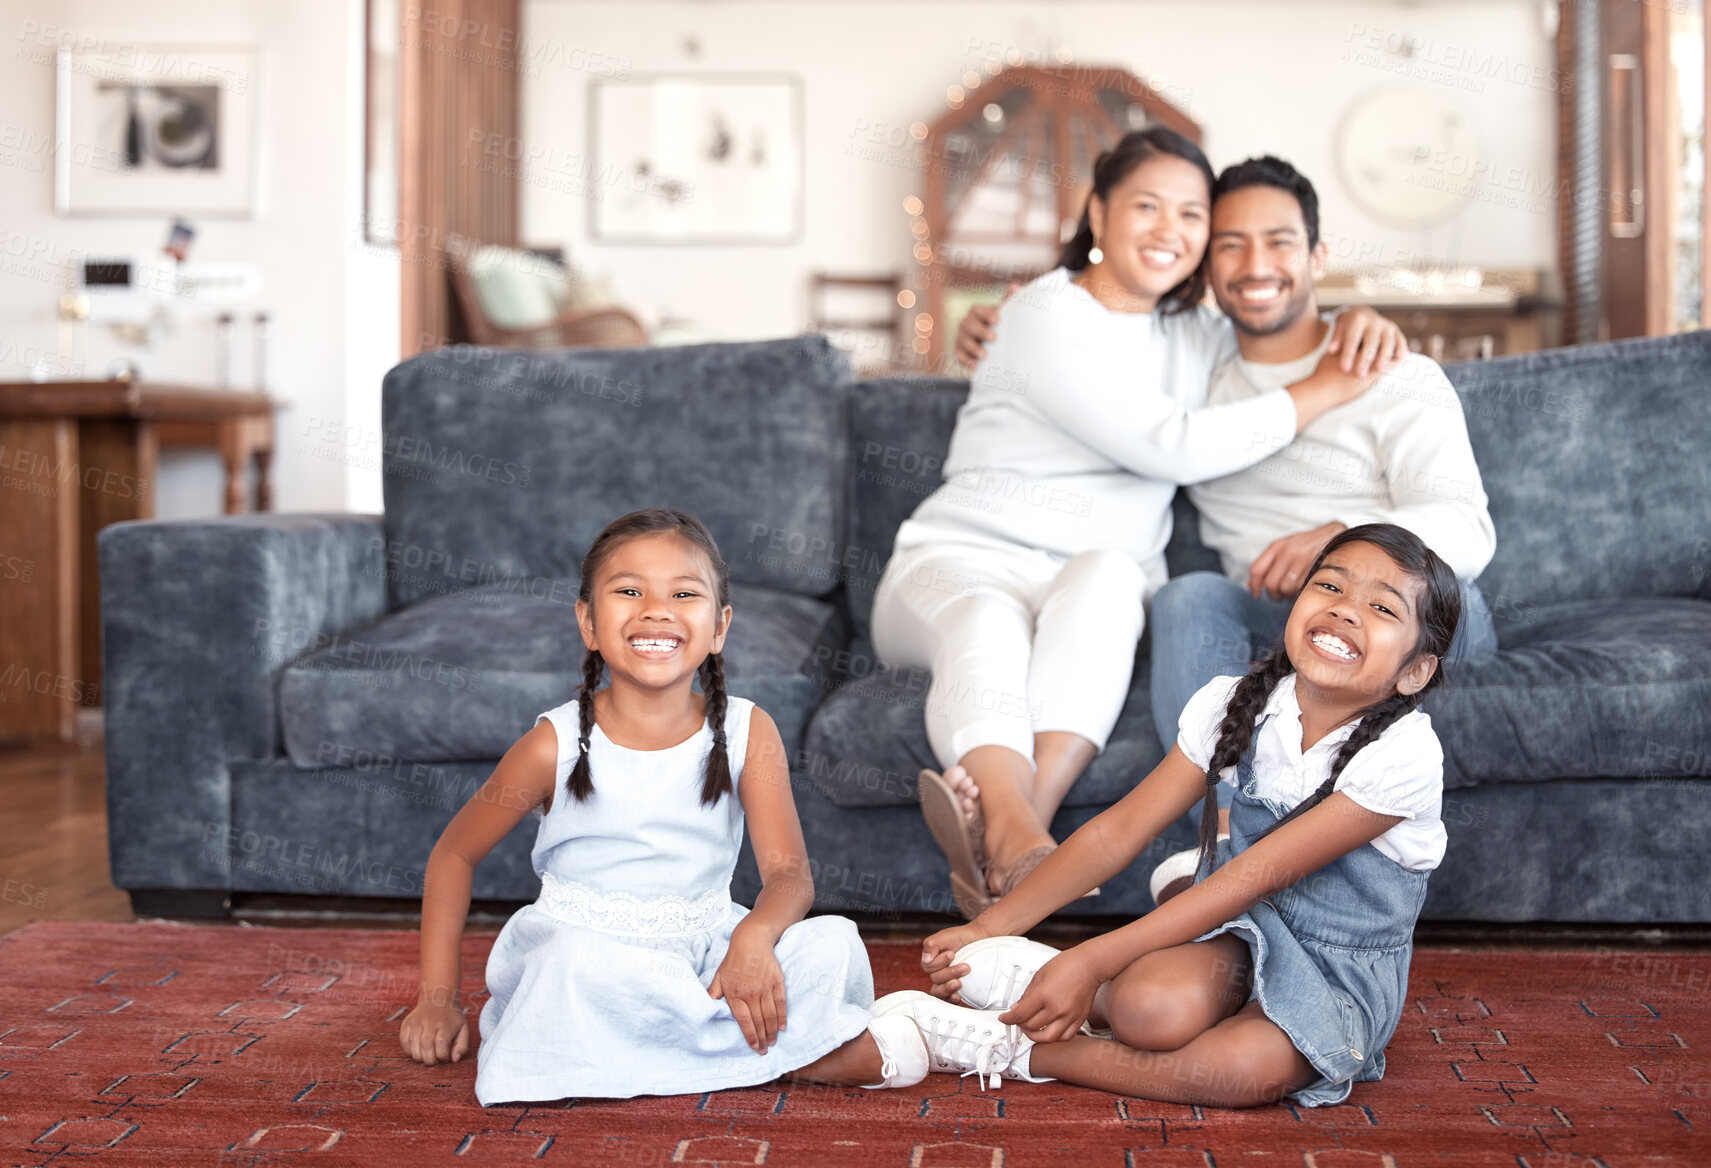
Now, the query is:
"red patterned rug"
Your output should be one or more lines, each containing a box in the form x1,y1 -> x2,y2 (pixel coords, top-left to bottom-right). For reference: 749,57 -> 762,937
0,922 -> 1704,1166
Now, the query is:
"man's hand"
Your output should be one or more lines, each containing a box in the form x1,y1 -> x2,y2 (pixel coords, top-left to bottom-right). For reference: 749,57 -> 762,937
1248,521 -> 1347,601
954,283 -> 1021,367
709,926 -> 789,1054
1326,306 -> 1407,376
400,1000 -> 469,1066
997,947 -> 1101,1045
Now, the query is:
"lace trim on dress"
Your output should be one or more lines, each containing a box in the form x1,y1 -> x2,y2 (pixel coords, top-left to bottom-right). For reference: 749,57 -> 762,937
535,871 -> 732,937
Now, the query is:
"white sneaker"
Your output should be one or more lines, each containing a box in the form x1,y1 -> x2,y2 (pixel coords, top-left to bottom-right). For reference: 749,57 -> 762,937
870,990 -> 1051,1089
951,936 -> 1063,1012
1148,837 -> 1227,905
859,1013 -> 930,1089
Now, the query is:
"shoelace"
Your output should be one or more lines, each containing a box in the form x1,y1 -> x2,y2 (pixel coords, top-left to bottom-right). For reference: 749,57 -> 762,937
920,1012 -> 1016,1090
997,961 -> 1028,1010
875,1046 -> 899,1086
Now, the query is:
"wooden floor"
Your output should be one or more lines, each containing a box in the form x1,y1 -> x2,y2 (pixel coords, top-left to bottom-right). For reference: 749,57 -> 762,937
0,715 -> 132,937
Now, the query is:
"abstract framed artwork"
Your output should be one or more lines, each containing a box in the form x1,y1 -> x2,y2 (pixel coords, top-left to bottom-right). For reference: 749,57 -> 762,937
55,45 -> 260,217
589,74 -> 802,244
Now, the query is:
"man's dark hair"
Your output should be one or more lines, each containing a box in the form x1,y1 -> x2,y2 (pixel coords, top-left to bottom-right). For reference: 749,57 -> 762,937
1213,155 -> 1320,249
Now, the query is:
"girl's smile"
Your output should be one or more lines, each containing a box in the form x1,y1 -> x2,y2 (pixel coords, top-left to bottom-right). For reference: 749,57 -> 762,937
1304,627 -> 1360,664
627,633 -> 685,660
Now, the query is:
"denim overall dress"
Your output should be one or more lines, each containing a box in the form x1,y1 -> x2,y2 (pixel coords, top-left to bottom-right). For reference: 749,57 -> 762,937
1199,718 -> 1430,1107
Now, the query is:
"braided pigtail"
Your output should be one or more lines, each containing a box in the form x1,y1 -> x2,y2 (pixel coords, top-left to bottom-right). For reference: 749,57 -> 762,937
567,649 -> 604,803
1254,689 -> 1423,840
1195,649 -> 1295,875
697,652 -> 733,806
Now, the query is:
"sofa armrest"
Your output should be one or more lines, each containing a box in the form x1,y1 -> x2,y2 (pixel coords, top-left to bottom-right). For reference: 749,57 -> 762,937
99,514 -> 390,892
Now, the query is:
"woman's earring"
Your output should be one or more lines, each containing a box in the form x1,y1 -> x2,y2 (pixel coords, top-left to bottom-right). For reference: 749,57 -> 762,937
1087,243 -> 1104,265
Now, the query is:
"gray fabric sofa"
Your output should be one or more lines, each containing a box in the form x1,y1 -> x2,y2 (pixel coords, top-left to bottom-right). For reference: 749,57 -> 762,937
102,332 -> 1711,922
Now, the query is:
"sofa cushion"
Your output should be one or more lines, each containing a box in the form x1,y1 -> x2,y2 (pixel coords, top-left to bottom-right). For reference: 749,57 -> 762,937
1444,332 -> 1711,631
1426,597 -> 1711,787
380,336 -> 853,610
844,376 -> 966,640
799,637 -> 1170,810
279,580 -> 840,768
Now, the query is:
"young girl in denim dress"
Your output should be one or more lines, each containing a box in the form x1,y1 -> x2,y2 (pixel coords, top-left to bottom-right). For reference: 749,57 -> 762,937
875,523 -> 1459,1105
399,508 -> 932,1102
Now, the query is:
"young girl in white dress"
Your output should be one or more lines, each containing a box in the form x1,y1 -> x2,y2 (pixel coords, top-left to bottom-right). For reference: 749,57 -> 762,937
873,524 -> 1461,1105
399,508 -> 931,1102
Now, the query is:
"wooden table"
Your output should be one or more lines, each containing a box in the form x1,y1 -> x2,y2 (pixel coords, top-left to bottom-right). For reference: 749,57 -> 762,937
0,381 -> 278,743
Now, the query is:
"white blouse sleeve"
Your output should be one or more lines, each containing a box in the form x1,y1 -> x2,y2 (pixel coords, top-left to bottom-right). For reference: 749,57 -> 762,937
1175,674 -> 1244,779
980,289 -> 1298,484
1333,712 -> 1445,819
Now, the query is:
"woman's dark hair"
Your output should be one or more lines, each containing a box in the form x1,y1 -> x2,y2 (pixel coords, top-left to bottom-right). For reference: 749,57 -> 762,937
568,507 -> 733,807
1057,126 -> 1215,315
1192,523 -> 1463,873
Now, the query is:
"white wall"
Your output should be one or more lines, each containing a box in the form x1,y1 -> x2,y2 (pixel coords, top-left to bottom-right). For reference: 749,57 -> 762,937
0,0 -> 398,517
521,0 -> 1559,342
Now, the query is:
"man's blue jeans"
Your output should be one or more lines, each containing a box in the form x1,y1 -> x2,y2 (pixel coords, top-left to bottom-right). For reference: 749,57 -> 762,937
1149,571 -> 1498,812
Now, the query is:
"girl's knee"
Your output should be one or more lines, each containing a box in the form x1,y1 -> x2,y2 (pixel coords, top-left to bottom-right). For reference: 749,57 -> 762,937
778,915 -> 865,966
1104,968 -> 1208,1052
1107,995 -> 1203,1054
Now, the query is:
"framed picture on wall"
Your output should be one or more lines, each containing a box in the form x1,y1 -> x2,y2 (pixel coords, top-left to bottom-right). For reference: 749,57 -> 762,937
589,74 -> 802,244
55,45 -> 260,217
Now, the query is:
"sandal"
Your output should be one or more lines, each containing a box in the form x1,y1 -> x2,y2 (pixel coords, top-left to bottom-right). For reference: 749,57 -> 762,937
918,769 -> 994,919
989,843 -> 1103,901
989,844 -> 1055,897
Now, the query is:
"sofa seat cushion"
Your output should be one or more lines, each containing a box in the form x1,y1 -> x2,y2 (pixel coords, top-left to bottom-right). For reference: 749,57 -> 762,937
1427,597 -> 1711,787
280,581 -> 839,768
800,638 -> 1170,810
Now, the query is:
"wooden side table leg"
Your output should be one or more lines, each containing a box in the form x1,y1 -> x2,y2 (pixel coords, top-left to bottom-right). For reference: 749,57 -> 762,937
253,416 -> 274,511
0,418 -> 81,743
219,419 -> 247,514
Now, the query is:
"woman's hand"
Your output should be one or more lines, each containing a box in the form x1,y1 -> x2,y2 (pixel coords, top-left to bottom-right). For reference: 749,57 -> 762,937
921,917 -> 998,1000
954,284 -> 1021,367
1305,346 -> 1381,407
997,947 -> 1101,1044
400,1000 -> 469,1066
710,926 -> 789,1054
1326,307 -> 1407,377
